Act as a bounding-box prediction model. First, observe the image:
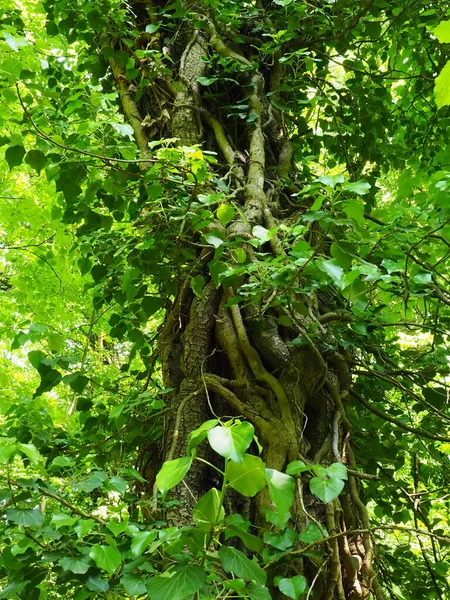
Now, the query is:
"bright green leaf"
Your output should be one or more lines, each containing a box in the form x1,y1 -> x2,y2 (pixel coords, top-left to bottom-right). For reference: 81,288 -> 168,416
435,60 -> 450,108
147,566 -> 205,600
227,454 -> 266,496
310,476 -> 345,503
265,469 -> 295,525
60,555 -> 93,574
276,575 -> 307,599
219,546 -> 266,585
193,488 -> 224,529
207,422 -> 254,463
156,456 -> 193,492
89,544 -> 122,576
217,204 -> 235,226
433,21 -> 450,43
131,530 -> 158,557
121,573 -> 147,596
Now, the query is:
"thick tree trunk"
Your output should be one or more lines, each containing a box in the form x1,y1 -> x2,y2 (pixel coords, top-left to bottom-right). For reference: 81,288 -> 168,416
106,3 -> 385,598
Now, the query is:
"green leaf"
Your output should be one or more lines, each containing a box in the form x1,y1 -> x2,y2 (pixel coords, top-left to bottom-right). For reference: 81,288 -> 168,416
435,61 -> 450,108
343,200 -> 365,223
0,581 -> 29,599
187,419 -> 218,454
60,555 -> 93,574
204,234 -> 224,248
0,441 -> 16,463
298,522 -> 326,543
121,573 -> 147,596
223,580 -> 246,592
207,422 -> 254,463
6,508 -> 44,527
217,204 -> 235,226
246,584 -> 272,600
193,488 -> 224,529
276,575 -> 307,599
17,443 -> 42,465
131,530 -> 158,557
74,519 -> 96,539
106,476 -> 128,494
219,546 -> 266,585
25,150 -> 47,174
227,454 -> 266,496
310,476 -> 345,503
342,180 -> 371,195
413,271 -> 432,285
286,460 -> 311,475
191,274 -> 205,298
51,513 -> 78,529
86,575 -> 110,593
316,174 -> 344,188
50,456 -> 74,468
5,145 -> 26,170
433,21 -> 450,43
265,469 -> 295,526
147,566 -> 206,600
326,463 -> 348,481
225,523 -> 263,553
197,76 -> 218,86
89,544 -> 122,576
73,471 -> 108,492
2,32 -> 28,51
264,528 -> 297,551
67,372 -> 89,394
33,366 -> 62,397
319,259 -> 345,288
145,23 -> 160,34
156,456 -> 193,492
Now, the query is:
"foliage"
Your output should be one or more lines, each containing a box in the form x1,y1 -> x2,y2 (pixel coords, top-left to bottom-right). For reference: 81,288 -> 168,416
1,0 -> 450,599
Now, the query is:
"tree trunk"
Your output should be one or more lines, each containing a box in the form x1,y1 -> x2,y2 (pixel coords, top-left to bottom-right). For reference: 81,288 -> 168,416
104,3 -> 385,598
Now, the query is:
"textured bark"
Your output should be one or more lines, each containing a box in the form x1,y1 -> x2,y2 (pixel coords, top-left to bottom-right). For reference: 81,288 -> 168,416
108,3 -> 385,598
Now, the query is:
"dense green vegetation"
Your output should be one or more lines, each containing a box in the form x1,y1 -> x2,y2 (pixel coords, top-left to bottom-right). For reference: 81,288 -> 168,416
1,0 -> 450,598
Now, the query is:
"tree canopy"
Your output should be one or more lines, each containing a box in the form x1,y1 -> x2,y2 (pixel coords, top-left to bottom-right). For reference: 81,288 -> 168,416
1,0 -> 450,599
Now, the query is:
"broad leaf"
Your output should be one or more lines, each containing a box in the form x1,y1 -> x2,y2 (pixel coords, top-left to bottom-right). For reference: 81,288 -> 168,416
434,21 -> 450,43
276,575 -> 307,599
89,545 -> 122,576
5,145 -> 26,170
219,546 -> 266,585
121,573 -> 147,596
265,468 -> 295,525
131,530 -> 158,557
5,509 -> 44,527
193,488 -> 224,529
217,204 -> 235,226
86,575 -> 109,593
246,584 -> 272,600
227,454 -> 266,496
146,566 -> 205,600
286,460 -> 311,475
435,60 -> 450,109
60,555 -> 93,574
187,419 -> 218,454
156,456 -> 193,492
225,523 -> 263,553
207,422 -> 254,463
326,463 -> 348,481
310,476 -> 345,503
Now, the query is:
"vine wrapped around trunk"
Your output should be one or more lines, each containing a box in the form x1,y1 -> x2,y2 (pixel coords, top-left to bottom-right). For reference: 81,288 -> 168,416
104,3 -> 387,597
